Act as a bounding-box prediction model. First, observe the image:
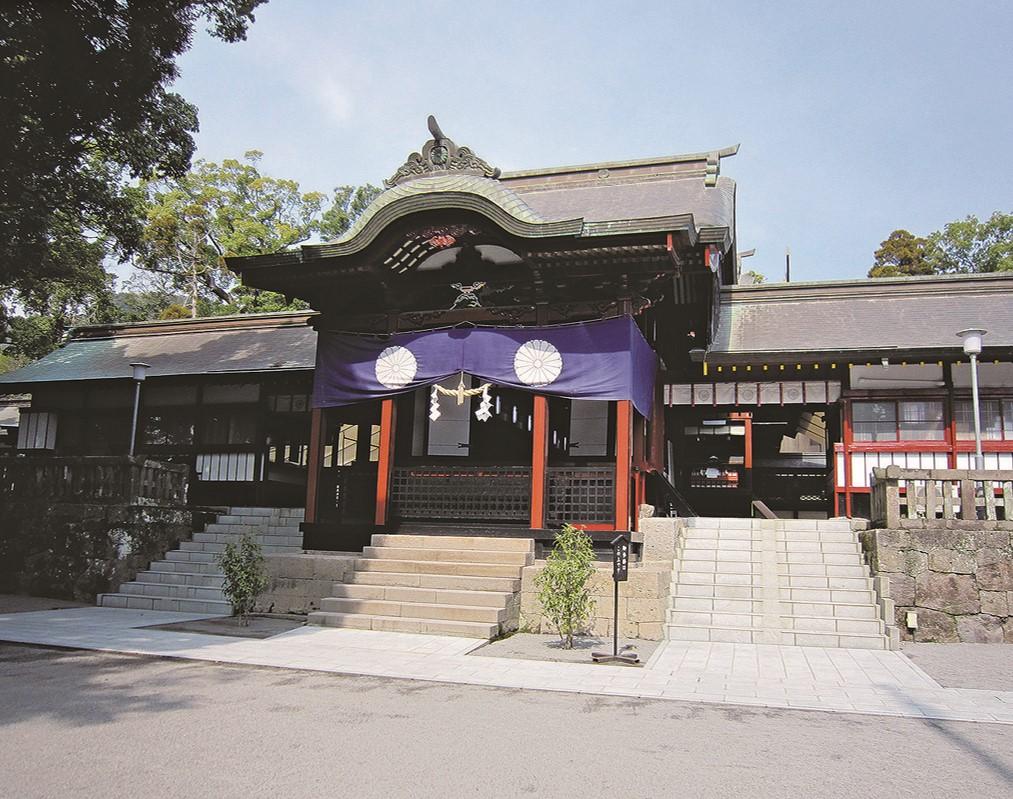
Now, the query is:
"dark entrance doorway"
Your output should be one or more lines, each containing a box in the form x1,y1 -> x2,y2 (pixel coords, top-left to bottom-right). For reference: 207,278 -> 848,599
314,402 -> 381,531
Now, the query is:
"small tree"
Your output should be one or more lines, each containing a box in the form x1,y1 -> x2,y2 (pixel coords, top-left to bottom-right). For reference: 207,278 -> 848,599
216,534 -> 268,626
535,524 -> 596,649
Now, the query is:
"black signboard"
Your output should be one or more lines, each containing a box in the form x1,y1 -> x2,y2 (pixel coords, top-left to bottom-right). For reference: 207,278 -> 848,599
612,533 -> 629,581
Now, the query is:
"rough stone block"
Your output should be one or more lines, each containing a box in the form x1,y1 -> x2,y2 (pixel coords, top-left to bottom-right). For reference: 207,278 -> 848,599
618,620 -> 640,639
915,572 -> 980,615
625,597 -> 664,621
267,555 -> 314,580
927,548 -> 976,574
980,590 -> 1009,616
956,614 -> 1006,643
902,550 -> 929,577
911,608 -> 959,642
976,547 -> 1013,568
639,518 -> 681,561
978,561 -> 1013,591
887,572 -> 915,606
637,622 -> 664,641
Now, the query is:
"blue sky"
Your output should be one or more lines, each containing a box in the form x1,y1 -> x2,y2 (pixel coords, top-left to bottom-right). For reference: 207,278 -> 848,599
171,0 -> 1012,282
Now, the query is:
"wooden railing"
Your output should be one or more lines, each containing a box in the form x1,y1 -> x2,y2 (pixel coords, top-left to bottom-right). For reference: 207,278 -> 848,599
870,466 -> 1013,527
0,456 -> 189,506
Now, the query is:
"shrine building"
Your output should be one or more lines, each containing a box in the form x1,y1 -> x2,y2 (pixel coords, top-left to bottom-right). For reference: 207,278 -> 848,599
3,119 -> 1013,553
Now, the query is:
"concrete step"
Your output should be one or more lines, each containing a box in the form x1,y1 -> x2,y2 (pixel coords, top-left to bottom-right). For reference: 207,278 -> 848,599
674,561 -> 868,578
179,540 -> 302,555
362,545 -> 531,566
229,506 -> 305,518
97,593 -> 231,615
668,609 -> 884,635
193,531 -> 303,547
682,530 -> 858,545
665,623 -> 888,649
329,582 -> 512,608
135,570 -> 224,589
776,564 -> 869,578
671,579 -> 877,604
165,549 -> 217,564
319,597 -> 506,624
347,570 -> 521,593
672,595 -> 880,619
684,518 -> 854,532
204,523 -> 302,535
681,538 -> 861,554
114,581 -> 227,602
352,558 -> 523,579
371,534 -> 534,553
149,559 -> 223,575
308,611 -> 497,638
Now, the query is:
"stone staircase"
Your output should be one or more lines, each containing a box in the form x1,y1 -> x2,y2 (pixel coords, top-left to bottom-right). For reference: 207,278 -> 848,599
97,507 -> 304,614
667,518 -> 898,650
308,534 -> 534,638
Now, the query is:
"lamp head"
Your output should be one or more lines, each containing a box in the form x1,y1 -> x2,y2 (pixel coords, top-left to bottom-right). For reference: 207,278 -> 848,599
956,328 -> 987,356
129,362 -> 151,382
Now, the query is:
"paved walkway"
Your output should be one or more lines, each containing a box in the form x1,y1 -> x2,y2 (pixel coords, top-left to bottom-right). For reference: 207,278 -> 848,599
1,607 -> 1010,724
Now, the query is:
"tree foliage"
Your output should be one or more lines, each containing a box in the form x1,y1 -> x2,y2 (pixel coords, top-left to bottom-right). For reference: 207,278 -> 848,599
868,230 -> 933,278
136,152 -> 380,316
869,213 -> 1012,277
216,533 -> 268,626
0,0 -> 264,324
535,524 -> 596,649
925,212 -> 1013,274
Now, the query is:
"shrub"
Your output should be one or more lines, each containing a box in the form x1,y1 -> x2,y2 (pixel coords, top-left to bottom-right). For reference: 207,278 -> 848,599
535,524 -> 596,649
216,534 -> 268,626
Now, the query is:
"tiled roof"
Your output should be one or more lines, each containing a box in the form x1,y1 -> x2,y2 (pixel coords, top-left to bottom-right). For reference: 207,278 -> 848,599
0,312 -> 317,386
708,273 -> 1013,361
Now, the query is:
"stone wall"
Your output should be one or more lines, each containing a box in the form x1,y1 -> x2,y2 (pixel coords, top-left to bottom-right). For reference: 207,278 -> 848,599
0,502 -> 195,601
861,528 -> 1013,643
255,552 -> 357,615
519,519 -> 678,641
519,563 -> 671,640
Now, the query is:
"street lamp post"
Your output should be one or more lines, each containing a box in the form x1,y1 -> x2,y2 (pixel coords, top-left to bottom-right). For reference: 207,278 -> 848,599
128,362 -> 151,457
957,329 -> 987,471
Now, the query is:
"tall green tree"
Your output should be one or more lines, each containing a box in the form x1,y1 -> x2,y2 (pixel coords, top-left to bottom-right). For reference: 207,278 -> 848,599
868,230 -> 933,278
0,0 -> 264,326
869,213 -> 1012,278
136,152 -> 379,316
926,212 -> 1013,274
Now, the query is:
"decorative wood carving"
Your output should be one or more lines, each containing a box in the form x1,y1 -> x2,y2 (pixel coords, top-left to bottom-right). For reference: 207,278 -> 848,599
384,116 -> 501,188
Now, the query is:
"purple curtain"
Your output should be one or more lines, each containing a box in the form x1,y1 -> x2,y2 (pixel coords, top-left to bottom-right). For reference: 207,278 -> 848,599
313,315 -> 657,418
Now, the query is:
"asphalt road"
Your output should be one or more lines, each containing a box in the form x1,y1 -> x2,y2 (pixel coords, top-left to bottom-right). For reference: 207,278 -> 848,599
0,644 -> 1010,799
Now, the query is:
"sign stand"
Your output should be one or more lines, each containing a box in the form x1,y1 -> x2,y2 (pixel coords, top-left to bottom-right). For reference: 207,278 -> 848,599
592,534 -> 640,665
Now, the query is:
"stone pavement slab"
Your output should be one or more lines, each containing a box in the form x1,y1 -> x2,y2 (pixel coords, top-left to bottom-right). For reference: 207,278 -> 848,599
1,607 -> 1010,725
901,642 -> 1013,691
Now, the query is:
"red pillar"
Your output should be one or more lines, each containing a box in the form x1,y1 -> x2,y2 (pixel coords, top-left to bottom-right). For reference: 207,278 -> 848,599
615,400 -> 633,531
530,395 -> 549,529
374,399 -> 397,527
304,407 -> 324,523
842,400 -> 853,518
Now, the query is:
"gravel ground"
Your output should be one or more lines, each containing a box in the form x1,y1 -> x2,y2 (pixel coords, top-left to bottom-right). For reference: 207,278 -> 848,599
0,594 -> 90,613
902,642 -> 1013,691
1,643 -> 1010,799
472,632 -> 660,664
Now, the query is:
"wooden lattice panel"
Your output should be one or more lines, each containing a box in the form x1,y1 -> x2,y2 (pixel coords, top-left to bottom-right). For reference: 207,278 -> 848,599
545,467 -> 615,525
391,466 -> 531,521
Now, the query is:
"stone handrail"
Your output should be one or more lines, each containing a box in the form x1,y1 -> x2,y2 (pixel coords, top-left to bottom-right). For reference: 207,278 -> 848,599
870,466 -> 1013,529
0,455 -> 189,506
